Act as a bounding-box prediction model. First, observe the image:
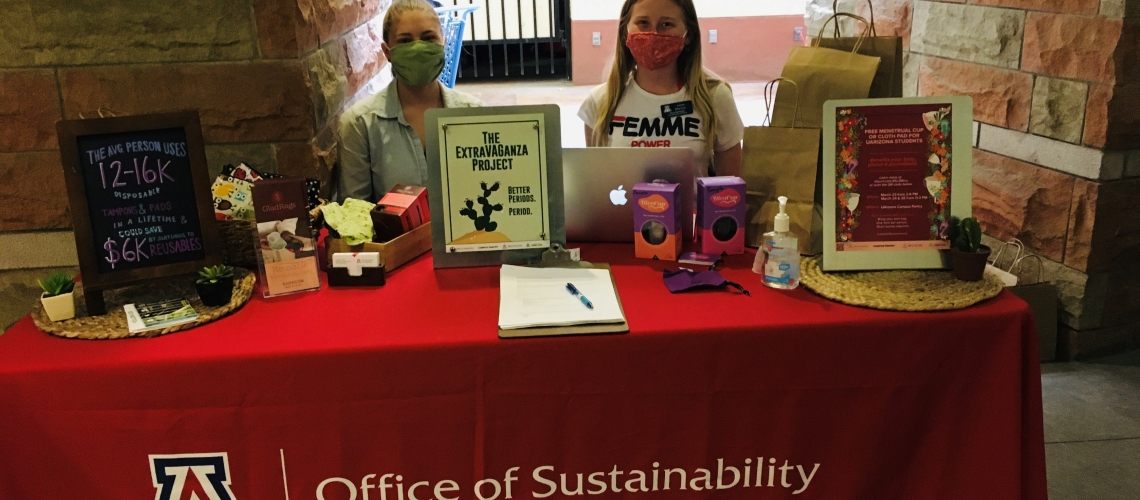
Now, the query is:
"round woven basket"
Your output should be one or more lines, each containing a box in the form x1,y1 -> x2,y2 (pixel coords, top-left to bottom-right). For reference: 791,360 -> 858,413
32,268 -> 257,340
799,256 -> 1004,311
216,202 -> 325,269
217,219 -> 259,268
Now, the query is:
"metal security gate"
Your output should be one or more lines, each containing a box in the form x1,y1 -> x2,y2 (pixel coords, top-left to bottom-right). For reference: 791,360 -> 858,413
438,0 -> 571,81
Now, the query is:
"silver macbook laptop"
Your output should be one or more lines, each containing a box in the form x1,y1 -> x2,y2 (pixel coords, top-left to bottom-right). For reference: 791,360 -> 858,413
563,147 -> 697,243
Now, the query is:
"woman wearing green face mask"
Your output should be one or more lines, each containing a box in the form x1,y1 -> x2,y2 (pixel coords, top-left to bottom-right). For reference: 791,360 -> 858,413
337,0 -> 483,203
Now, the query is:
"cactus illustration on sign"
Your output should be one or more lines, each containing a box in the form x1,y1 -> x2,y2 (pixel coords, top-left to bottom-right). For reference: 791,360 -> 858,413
450,181 -> 512,245
459,181 -> 504,232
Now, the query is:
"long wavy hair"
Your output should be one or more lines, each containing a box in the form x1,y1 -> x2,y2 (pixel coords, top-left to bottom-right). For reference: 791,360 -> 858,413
590,0 -> 725,159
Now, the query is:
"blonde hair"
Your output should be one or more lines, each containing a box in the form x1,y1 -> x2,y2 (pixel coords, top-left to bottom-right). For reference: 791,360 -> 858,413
383,0 -> 443,44
591,0 -> 725,161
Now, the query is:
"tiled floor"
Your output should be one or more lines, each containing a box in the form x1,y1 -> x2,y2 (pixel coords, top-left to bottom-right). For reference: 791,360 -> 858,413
1042,349 -> 1140,499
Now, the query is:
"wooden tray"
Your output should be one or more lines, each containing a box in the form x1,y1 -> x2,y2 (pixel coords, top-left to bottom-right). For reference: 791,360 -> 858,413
326,223 -> 432,271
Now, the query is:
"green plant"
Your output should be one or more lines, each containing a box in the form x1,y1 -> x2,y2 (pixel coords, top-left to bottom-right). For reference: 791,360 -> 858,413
196,265 -> 234,285
37,273 -> 75,297
950,217 -> 983,253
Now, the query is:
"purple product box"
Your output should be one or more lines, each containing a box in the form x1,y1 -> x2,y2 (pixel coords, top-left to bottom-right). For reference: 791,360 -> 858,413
697,176 -> 746,255
633,182 -> 682,261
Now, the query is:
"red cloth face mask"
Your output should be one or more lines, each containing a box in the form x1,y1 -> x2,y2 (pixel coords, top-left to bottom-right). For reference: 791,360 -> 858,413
626,32 -> 686,71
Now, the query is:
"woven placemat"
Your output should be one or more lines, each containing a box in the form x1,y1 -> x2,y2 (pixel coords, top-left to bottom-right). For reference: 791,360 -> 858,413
799,256 -> 1003,311
32,268 -> 256,339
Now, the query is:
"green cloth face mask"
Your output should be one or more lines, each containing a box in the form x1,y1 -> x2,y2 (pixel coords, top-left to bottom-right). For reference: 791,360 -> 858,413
388,41 -> 446,87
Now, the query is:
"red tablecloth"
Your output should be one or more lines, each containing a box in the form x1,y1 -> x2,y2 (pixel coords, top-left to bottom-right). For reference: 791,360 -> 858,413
0,245 -> 1046,500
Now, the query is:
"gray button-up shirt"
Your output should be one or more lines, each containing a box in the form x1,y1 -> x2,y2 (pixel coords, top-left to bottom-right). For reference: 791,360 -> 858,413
336,80 -> 483,203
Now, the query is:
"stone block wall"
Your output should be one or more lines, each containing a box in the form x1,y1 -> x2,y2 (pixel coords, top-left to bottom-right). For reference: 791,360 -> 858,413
810,0 -> 1140,358
0,0 -> 393,330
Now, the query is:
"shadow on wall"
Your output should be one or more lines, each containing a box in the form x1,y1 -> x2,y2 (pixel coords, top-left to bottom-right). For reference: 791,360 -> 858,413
1,267 -> 79,333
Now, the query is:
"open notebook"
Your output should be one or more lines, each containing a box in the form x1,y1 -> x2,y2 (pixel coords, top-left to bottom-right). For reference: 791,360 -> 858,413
498,265 -> 626,331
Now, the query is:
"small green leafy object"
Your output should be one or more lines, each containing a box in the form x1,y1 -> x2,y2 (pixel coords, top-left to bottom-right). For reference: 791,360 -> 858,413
950,217 -> 982,253
37,273 -> 75,297
197,265 -> 235,285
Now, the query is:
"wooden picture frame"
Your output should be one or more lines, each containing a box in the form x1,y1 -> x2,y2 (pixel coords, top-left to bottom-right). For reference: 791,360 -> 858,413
821,96 -> 973,271
57,111 -> 222,315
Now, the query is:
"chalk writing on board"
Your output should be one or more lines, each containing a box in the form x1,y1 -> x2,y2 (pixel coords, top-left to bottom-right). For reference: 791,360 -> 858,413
77,128 -> 206,273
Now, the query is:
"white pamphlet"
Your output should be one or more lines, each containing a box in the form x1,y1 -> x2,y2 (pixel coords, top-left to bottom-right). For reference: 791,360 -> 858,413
498,265 -> 625,330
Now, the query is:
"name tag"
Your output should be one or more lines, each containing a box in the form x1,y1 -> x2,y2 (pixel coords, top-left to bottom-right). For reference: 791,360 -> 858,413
661,101 -> 694,118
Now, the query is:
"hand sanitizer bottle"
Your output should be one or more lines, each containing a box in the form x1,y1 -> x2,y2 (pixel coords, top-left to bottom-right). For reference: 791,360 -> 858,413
752,196 -> 800,289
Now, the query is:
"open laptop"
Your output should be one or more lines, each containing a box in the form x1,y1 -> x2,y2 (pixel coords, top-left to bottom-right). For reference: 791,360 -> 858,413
563,148 -> 697,243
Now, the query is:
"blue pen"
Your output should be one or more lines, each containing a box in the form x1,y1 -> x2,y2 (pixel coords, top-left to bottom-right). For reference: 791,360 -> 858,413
566,283 -> 594,309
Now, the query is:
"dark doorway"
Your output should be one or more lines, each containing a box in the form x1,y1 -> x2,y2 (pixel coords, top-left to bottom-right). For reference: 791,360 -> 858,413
441,0 -> 572,82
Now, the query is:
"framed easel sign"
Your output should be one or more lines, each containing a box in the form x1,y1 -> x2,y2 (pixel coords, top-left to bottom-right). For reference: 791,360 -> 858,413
425,105 -> 565,268
56,111 -> 222,315
822,96 -> 973,271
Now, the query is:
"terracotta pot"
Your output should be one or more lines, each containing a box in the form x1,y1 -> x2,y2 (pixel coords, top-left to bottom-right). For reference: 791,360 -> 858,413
41,292 -> 76,322
951,245 -> 991,282
195,277 -> 234,307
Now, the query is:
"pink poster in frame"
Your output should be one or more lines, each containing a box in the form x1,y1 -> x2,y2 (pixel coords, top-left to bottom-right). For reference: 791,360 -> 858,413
822,96 -> 973,271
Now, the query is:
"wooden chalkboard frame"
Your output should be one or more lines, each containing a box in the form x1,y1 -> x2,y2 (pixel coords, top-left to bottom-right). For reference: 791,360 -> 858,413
57,111 -> 222,315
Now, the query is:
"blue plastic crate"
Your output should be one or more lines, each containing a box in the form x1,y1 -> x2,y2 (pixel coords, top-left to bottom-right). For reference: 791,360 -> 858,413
435,5 -> 479,88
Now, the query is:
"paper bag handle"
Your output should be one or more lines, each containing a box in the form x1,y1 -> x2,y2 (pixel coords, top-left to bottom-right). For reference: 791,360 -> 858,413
830,0 -> 877,38
763,78 -> 802,128
1010,254 -> 1045,285
988,238 -> 1024,272
77,107 -> 121,119
814,13 -> 872,53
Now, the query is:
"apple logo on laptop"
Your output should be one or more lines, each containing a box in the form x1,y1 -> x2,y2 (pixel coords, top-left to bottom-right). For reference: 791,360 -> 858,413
609,185 -> 628,206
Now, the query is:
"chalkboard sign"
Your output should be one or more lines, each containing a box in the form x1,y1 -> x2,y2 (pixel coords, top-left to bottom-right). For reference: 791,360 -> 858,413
58,111 -> 221,315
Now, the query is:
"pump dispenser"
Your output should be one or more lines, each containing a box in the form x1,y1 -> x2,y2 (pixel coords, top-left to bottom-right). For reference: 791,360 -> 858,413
774,197 -> 790,233
752,196 -> 800,289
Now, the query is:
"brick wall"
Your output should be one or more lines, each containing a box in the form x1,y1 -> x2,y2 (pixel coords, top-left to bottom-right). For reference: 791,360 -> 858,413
0,0 -> 393,330
810,0 -> 1140,358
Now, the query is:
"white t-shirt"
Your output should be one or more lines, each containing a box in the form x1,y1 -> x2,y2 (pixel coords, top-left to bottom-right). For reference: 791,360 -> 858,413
577,78 -> 744,175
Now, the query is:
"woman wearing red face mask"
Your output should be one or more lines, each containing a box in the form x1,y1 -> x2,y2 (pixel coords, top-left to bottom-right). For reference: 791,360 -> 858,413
578,0 -> 744,177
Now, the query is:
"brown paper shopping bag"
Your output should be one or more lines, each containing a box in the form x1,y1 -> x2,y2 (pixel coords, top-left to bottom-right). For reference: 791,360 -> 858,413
815,0 -> 904,98
1007,253 -> 1059,362
987,242 -> 1059,361
742,79 -> 821,255
771,13 -> 881,129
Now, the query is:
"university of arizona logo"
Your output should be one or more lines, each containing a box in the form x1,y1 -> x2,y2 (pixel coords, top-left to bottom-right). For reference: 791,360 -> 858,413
150,453 -> 236,500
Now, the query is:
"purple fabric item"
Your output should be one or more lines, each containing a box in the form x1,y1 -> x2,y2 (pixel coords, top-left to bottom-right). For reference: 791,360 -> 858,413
663,268 -> 750,295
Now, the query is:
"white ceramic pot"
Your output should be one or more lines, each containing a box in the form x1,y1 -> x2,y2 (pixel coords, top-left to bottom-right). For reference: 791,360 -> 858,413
41,292 -> 75,322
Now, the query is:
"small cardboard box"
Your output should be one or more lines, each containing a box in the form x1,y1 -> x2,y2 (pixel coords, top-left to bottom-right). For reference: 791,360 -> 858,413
697,176 -> 746,255
633,182 -> 682,261
326,222 -> 432,271
373,184 -> 430,242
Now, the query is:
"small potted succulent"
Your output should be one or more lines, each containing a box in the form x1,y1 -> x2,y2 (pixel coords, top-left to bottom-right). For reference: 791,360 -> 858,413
195,265 -> 235,306
38,273 -> 76,321
949,217 -> 991,281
